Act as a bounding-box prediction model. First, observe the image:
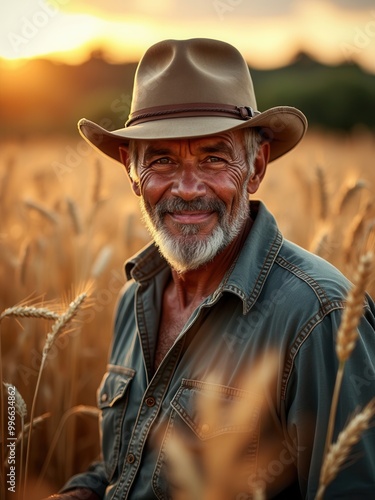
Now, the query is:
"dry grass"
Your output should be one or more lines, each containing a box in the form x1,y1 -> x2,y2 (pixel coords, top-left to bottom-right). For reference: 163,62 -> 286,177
0,129 -> 374,497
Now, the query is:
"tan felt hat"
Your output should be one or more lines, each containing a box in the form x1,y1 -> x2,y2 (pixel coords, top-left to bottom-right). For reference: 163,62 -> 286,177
78,38 -> 307,163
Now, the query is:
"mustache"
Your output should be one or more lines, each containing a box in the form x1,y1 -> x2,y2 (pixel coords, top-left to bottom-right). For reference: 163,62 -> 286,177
155,197 -> 226,217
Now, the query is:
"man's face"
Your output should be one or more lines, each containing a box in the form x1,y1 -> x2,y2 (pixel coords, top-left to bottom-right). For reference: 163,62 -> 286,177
134,130 -> 255,272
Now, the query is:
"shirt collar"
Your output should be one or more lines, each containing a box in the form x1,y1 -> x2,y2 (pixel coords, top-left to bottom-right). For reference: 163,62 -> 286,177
125,201 -> 283,313
222,201 -> 283,313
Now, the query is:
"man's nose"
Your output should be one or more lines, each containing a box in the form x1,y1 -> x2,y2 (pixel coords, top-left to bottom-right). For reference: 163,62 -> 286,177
170,165 -> 207,200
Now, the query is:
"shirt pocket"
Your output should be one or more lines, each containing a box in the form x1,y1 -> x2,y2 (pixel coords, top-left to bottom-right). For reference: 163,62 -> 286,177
97,365 -> 135,482
152,378 -> 262,500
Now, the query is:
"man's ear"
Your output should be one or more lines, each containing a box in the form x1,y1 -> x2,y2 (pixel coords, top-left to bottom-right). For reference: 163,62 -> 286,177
247,142 -> 270,195
119,146 -> 141,196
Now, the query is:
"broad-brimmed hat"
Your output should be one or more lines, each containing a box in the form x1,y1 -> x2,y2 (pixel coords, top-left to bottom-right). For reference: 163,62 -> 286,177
78,38 -> 307,163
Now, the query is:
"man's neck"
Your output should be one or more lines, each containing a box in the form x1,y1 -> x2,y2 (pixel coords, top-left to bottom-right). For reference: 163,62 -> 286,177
169,216 -> 253,309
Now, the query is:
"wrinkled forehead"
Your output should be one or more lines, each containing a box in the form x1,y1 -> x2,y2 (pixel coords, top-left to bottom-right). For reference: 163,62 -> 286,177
136,129 -> 246,157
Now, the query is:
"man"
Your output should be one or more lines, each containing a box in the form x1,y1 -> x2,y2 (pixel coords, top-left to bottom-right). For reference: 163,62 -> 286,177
50,38 -> 375,499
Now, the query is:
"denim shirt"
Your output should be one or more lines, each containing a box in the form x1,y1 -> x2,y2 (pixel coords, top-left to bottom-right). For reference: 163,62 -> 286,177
62,201 -> 375,499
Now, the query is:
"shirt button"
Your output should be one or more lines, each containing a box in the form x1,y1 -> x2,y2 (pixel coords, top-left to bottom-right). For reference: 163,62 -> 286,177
127,453 -> 136,464
100,393 -> 108,402
201,423 -> 210,435
145,396 -> 156,407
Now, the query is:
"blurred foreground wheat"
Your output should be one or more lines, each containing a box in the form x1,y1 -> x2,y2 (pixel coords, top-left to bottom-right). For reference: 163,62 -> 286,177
0,130 -> 374,496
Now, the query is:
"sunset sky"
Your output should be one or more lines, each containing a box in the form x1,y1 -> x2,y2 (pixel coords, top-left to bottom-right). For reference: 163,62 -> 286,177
1,0 -> 375,71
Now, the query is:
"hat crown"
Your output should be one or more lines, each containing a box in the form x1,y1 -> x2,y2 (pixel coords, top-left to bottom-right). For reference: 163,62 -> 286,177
130,38 -> 257,114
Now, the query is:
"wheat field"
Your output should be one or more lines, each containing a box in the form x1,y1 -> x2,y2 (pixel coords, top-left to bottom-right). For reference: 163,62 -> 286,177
0,128 -> 375,498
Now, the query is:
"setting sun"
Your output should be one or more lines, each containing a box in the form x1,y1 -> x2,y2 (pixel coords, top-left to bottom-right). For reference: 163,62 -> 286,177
1,0 -> 375,72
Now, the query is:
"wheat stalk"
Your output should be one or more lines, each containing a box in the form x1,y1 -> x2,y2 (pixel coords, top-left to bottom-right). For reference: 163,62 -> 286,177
24,199 -> 59,224
3,383 -> 27,419
310,225 -> 331,258
316,399 -> 375,499
92,159 -> 102,204
316,166 -> 329,220
319,250 -> 374,496
66,197 -> 83,235
323,251 -> 373,456
252,485 -> 266,500
23,292 -> 88,499
333,179 -> 368,216
18,241 -> 31,287
38,405 -> 99,488
90,245 -> 113,279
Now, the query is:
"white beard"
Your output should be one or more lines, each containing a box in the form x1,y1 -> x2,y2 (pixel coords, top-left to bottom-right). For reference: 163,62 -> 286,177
139,186 -> 250,273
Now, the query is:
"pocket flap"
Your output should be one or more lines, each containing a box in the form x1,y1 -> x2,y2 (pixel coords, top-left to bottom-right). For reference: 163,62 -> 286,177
170,378 -> 262,440
97,365 -> 135,409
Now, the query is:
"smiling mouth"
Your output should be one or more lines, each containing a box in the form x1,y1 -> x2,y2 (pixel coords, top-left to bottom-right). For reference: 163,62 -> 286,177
168,211 -> 216,224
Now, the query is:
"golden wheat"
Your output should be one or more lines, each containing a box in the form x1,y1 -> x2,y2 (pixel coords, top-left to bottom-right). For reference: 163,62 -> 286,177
42,293 -> 87,358
336,251 -> 374,362
1,131 -> 375,496
0,306 -> 59,322
316,399 -> 375,500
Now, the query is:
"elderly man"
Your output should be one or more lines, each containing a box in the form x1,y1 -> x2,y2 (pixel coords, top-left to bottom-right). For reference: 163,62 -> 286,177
50,39 -> 375,499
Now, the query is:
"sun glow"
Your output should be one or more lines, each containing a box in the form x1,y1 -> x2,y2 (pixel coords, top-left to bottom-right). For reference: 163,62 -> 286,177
1,1 -> 375,73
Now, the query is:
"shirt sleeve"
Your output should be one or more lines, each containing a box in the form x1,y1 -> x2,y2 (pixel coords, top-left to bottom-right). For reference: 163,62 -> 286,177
59,461 -> 108,497
284,303 -> 375,499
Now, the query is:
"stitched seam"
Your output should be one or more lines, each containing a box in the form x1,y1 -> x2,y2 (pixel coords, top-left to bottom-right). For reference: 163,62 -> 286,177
281,302 -> 345,400
276,255 -> 332,308
241,230 -> 283,313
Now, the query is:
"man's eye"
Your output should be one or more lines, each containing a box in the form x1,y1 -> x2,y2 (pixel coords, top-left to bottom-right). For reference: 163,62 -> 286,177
153,157 -> 172,165
205,156 -> 226,164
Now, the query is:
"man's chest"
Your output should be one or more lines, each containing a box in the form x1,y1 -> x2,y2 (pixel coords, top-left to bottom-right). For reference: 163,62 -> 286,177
154,308 -> 191,369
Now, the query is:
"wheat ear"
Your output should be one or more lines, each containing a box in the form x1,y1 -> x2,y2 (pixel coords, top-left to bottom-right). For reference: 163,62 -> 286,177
320,251 -> 374,489
316,399 -> 375,500
23,293 -> 87,499
336,252 -> 373,362
343,201 -> 374,265
0,302 -> 57,493
0,306 -> 59,322
334,179 -> 368,216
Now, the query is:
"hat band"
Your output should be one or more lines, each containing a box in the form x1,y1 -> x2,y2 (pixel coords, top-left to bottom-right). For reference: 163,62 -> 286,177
125,102 -> 259,127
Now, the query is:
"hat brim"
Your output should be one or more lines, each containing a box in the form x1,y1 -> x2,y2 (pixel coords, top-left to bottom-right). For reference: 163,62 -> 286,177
78,106 -> 307,164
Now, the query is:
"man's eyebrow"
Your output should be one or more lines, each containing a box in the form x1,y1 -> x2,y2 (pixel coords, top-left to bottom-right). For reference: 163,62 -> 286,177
143,147 -> 173,162
198,142 -> 233,156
